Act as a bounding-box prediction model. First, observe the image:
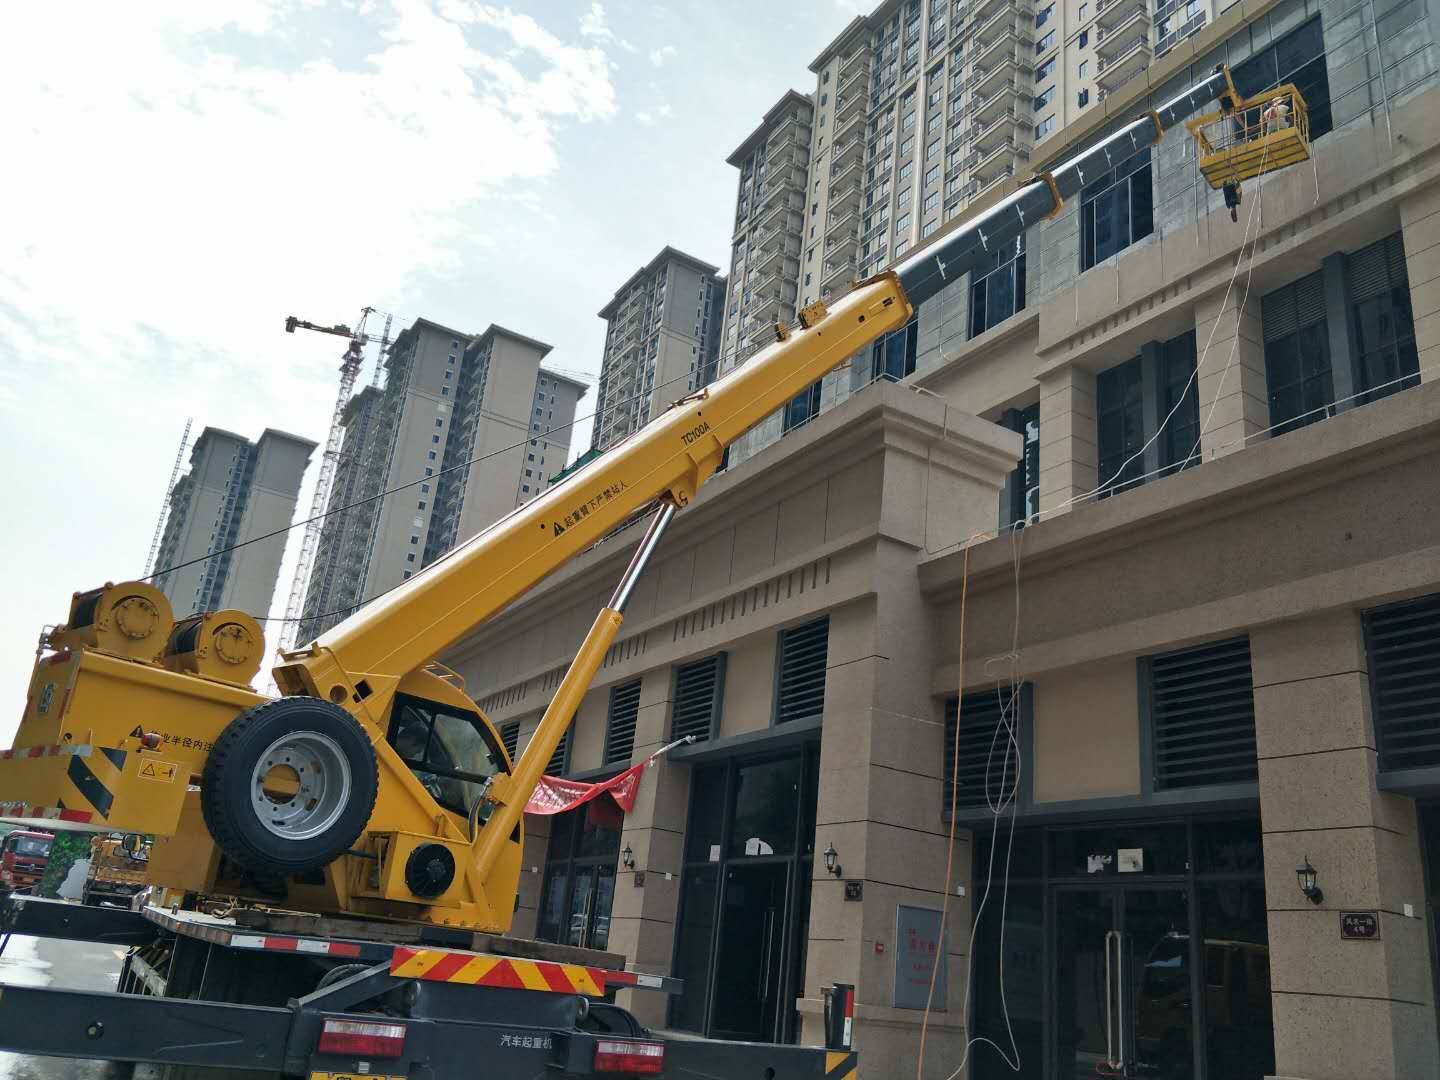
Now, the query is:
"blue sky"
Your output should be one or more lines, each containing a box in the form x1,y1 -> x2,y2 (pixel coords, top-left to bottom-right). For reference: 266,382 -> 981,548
0,0 -> 871,733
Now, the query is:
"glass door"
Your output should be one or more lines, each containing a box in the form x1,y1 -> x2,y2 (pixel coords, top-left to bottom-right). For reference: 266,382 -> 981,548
709,862 -> 791,1042
1055,887 -> 1193,1079
1055,889 -> 1115,1078
561,863 -> 616,950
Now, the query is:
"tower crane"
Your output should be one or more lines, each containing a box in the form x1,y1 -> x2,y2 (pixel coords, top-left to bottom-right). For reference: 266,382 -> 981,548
278,308 -> 394,652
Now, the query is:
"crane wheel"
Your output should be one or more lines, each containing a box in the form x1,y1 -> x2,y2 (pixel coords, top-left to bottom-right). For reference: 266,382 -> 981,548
202,697 -> 379,876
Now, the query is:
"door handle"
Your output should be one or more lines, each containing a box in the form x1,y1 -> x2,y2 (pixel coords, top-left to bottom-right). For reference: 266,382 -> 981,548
1115,932 -> 1127,1073
1104,929 -> 1117,1069
759,909 -> 776,1001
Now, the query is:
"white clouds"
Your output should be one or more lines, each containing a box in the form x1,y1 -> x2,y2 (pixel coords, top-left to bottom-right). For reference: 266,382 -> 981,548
635,111 -> 656,126
649,44 -> 676,67
579,2 -> 635,52
656,103 -> 673,119
579,1 -> 614,42
0,0 -> 620,734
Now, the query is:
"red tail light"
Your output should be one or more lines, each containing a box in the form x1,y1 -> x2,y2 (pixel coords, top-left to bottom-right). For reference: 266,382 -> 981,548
317,1018 -> 407,1059
593,1038 -> 665,1075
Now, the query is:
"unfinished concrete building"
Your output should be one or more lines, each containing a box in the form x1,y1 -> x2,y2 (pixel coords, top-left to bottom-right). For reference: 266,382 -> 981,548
152,426 -> 314,622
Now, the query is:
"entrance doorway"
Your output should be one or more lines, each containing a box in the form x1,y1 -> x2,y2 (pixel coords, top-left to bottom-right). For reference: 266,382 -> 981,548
1055,887 -> 1192,1079
710,862 -> 790,1040
535,806 -> 620,951
670,745 -> 819,1043
970,817 -> 1273,1080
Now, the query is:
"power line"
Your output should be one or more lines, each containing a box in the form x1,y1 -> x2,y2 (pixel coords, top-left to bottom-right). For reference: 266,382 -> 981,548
143,356 -> 713,604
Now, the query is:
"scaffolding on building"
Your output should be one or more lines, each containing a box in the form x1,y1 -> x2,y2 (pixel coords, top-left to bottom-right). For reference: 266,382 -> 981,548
142,417 -> 193,578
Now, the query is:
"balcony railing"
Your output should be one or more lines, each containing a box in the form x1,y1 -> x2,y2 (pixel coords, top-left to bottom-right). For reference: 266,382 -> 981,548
1096,35 -> 1151,88
1095,0 -> 1146,30
1156,12 -> 1207,57
974,6 -> 1030,49
977,165 -> 1016,194
839,48 -> 871,79
974,137 -> 1030,177
838,63 -> 870,102
825,207 -> 858,240
820,257 -> 856,289
1096,7 -> 1149,51
970,0 -> 1017,26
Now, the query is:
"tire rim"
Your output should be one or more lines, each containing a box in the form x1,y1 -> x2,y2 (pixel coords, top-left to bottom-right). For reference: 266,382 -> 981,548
250,730 -> 352,842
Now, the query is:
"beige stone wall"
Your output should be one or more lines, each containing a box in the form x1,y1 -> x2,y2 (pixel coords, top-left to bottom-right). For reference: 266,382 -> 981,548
1253,612 -> 1439,1080
1032,659 -> 1141,802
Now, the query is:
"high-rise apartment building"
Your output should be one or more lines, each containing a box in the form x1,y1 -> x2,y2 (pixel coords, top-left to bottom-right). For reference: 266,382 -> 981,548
519,369 -> 588,504
592,248 -> 725,451
298,319 -> 582,639
719,92 -> 815,371
724,0 -> 1234,468
152,426 -> 315,621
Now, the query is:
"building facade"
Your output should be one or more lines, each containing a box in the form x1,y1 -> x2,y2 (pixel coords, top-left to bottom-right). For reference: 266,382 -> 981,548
299,319 -> 581,639
720,91 -> 816,372
592,248 -> 725,451
152,426 -> 314,622
518,369 -> 588,504
445,1 -> 1440,1077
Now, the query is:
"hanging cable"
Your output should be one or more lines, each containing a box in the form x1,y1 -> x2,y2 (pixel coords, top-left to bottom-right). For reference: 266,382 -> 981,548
142,356 -> 722,590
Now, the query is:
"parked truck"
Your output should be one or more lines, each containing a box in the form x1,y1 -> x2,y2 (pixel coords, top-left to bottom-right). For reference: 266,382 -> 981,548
0,830 -> 54,895
82,833 -> 150,907
0,65 -> 1284,1078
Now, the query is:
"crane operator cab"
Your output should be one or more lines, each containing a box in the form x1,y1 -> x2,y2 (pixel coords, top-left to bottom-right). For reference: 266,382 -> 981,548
386,693 -> 508,825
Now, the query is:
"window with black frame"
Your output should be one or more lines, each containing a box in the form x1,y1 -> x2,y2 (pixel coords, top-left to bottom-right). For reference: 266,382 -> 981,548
1232,16 -> 1331,143
386,694 -> 507,817
1000,403 -> 1040,528
1095,329 -> 1199,497
970,236 -> 1026,339
1080,146 -> 1152,271
1347,233 -> 1420,407
870,317 -> 919,381
1157,330 -> 1200,477
1096,357 -> 1146,496
534,805 -> 621,950
782,381 -> 823,433
1262,271 -> 1333,436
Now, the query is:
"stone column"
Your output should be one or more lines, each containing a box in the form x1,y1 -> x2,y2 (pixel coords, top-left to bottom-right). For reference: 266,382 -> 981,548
606,668 -> 689,1028
1195,286 -> 1269,460
1252,611 -> 1439,1080
512,713 -> 547,939
797,406 -> 1018,1078
1399,181 -> 1440,384
1037,364 -> 1097,518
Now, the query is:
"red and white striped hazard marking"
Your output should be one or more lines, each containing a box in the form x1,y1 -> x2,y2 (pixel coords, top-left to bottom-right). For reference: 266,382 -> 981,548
0,743 -> 94,760
142,908 -> 363,957
0,802 -> 94,823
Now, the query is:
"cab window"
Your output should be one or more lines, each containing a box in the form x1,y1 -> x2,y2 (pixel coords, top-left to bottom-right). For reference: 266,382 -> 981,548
387,694 -> 508,817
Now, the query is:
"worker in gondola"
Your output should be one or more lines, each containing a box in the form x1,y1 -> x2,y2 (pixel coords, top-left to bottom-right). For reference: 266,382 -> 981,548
1262,95 -> 1291,135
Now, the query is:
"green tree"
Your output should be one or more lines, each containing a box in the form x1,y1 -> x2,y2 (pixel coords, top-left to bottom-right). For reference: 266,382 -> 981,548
38,831 -> 92,897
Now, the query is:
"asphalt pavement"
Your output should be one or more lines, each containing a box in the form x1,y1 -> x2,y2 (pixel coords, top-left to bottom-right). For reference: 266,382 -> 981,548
0,929 -> 126,1080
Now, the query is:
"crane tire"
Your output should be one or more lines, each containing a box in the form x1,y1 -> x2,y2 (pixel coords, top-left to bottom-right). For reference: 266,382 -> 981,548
202,697 -> 378,876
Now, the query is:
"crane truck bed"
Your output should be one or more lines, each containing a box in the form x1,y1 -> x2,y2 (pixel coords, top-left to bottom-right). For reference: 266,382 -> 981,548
0,66 -> 1259,1079
0,893 -> 858,1079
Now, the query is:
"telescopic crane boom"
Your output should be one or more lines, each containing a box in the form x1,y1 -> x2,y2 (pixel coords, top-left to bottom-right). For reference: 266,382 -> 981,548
2,69 -> 1249,931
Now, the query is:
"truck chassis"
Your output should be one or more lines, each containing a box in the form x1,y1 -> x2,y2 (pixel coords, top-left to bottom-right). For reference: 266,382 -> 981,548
0,895 -> 859,1079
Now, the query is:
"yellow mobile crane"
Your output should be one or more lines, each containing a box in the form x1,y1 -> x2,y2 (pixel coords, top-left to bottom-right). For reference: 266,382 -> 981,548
0,66 -> 1296,1080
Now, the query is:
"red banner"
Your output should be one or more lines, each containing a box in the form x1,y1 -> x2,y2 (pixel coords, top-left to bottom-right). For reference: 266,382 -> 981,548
523,759 -> 649,829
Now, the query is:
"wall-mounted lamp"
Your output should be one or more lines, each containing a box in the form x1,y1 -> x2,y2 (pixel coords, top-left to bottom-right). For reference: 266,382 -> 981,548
823,842 -> 842,878
1296,856 -> 1323,905
621,843 -> 635,870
